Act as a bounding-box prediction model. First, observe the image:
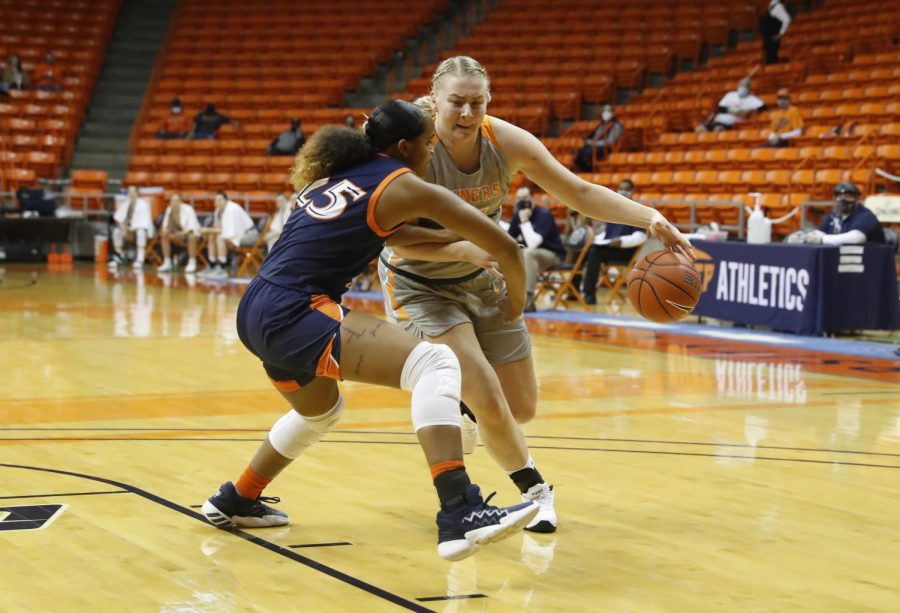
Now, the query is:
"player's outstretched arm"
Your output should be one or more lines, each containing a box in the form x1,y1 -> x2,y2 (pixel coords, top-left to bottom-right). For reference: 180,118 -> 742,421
491,117 -> 694,260
376,173 -> 526,320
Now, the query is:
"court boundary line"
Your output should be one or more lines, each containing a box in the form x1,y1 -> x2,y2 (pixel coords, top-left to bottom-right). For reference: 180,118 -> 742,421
0,462 -> 434,613
3,440 -> 898,469
4,431 -> 899,458
0,490 -> 129,500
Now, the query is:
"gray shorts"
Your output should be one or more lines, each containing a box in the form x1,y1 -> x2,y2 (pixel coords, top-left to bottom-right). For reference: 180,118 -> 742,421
377,260 -> 531,365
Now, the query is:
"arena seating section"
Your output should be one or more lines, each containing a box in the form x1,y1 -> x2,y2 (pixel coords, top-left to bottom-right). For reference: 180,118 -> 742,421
0,0 -> 120,192
3,0 -> 897,240
394,0 -> 899,238
124,0 -> 448,211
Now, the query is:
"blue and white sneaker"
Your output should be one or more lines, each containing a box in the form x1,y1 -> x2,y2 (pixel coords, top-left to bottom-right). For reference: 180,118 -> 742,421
436,484 -> 539,561
201,481 -> 289,529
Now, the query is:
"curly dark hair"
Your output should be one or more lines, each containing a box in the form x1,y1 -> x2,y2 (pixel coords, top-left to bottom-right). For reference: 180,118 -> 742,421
290,126 -> 373,190
290,100 -> 425,190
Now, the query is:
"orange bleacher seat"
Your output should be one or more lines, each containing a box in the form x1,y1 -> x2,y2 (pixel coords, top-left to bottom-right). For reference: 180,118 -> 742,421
877,144 -> 900,164
68,169 -> 109,210
2,168 -> 37,192
25,151 -> 58,179
122,171 -> 152,188
206,172 -> 234,191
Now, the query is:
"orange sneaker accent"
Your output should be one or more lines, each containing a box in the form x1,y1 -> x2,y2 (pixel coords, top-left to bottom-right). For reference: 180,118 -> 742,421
430,460 -> 465,480
235,466 -> 272,500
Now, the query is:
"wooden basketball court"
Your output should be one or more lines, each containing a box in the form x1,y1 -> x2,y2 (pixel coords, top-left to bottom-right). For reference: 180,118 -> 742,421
2,264 -> 898,611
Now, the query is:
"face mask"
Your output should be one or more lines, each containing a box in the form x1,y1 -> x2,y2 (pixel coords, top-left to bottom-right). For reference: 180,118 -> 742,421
836,198 -> 856,216
517,200 -> 532,210
777,98 -> 789,109
617,190 -> 633,198
601,111 -> 613,121
737,87 -> 750,97
172,107 -> 182,115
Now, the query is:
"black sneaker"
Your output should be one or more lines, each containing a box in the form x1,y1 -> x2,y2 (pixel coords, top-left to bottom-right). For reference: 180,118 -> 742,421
436,484 -> 538,561
201,481 -> 289,529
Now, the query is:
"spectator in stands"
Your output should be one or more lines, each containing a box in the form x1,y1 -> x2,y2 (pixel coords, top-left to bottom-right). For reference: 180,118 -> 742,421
267,119 -> 305,156
574,104 -> 623,172
1,54 -> 29,91
579,179 -> 647,305
764,88 -> 803,147
156,98 -> 191,139
506,187 -> 566,312
263,192 -> 293,252
759,0 -> 792,65
200,191 -> 257,279
191,104 -> 237,140
805,182 -> 885,245
33,52 -> 62,92
109,186 -> 155,270
697,78 -> 766,132
156,193 -> 201,273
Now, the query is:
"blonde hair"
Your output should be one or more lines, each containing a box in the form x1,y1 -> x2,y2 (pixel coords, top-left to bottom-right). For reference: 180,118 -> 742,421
430,55 -> 491,101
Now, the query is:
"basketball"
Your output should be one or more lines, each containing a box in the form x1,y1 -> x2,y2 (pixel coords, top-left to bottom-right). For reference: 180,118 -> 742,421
627,250 -> 701,323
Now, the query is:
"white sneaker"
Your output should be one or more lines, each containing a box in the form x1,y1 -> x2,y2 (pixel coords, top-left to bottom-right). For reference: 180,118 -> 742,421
185,259 -> 197,274
132,260 -> 144,270
210,267 -> 229,280
156,260 -> 172,273
461,412 -> 478,455
106,259 -> 118,270
522,483 -> 556,533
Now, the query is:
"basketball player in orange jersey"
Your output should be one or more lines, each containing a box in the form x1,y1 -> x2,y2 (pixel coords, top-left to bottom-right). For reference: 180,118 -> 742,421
378,56 -> 693,533
202,100 -> 538,561
219,58 -> 693,536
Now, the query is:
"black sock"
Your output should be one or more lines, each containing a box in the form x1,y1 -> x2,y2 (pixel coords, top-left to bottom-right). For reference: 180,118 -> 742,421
510,466 -> 543,494
460,401 -> 477,423
434,468 -> 471,510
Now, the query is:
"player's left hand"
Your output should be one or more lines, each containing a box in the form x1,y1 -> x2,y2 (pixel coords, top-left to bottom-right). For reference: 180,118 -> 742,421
648,211 -> 695,260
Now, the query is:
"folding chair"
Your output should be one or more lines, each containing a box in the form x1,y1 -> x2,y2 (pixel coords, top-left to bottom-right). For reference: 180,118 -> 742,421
236,216 -> 272,277
597,246 -> 642,305
534,226 -> 594,311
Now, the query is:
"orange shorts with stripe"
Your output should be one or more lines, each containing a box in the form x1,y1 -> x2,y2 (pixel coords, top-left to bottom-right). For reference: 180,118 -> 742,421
236,277 -> 346,392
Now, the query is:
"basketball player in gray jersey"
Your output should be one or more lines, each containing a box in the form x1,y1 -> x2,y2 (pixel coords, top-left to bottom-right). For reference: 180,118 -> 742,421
229,57 -> 692,536
376,56 -> 693,533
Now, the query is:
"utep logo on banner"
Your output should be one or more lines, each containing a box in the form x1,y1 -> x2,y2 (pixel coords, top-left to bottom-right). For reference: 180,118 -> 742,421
0,504 -> 67,532
692,247 -> 717,294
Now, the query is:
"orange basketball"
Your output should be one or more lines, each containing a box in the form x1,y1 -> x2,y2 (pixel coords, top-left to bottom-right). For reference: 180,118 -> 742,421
627,250 -> 701,323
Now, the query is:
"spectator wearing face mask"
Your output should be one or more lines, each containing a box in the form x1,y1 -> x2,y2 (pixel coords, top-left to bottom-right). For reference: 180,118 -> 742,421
697,79 -> 766,132
506,187 -> 566,312
759,0 -> 792,65
156,98 -> 191,139
574,104 -> 623,172
33,52 -> 62,92
578,179 -> 647,305
805,182 -> 885,245
763,89 -> 803,147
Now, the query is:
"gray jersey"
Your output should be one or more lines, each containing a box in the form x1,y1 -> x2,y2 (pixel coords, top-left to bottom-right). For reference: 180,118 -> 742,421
380,117 -> 512,281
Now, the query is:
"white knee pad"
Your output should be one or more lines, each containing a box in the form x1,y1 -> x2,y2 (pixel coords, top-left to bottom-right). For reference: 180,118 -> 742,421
401,342 -> 462,432
268,396 -> 344,459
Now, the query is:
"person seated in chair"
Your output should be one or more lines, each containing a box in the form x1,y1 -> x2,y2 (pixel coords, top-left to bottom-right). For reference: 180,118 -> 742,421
579,179 -> 647,305
804,182 -> 885,245
109,186 -> 155,270
156,193 -> 201,273
200,191 -> 257,279
156,98 -> 191,139
574,104 -> 623,172
506,187 -> 566,312
263,193 -> 293,252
